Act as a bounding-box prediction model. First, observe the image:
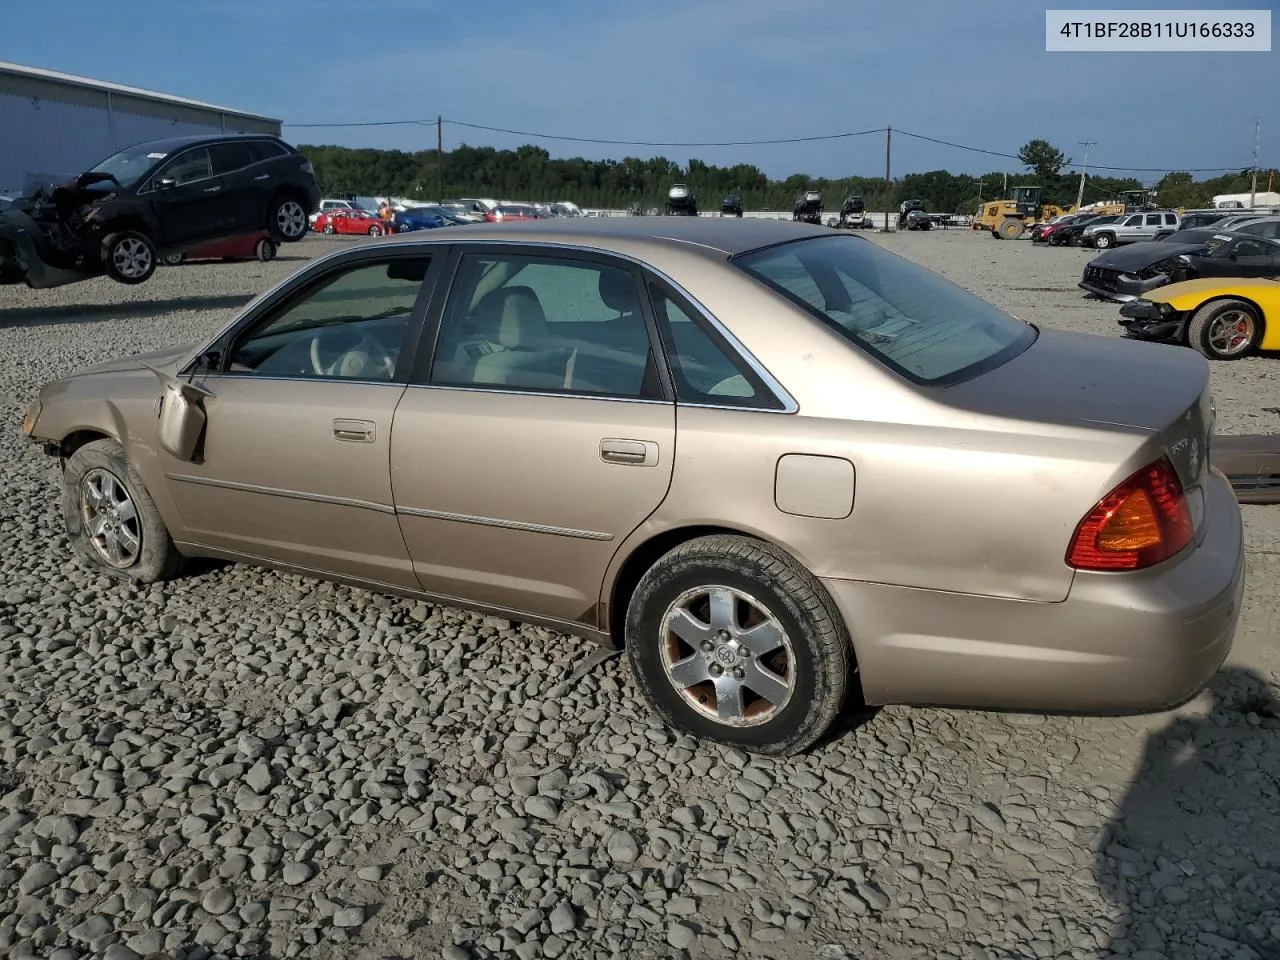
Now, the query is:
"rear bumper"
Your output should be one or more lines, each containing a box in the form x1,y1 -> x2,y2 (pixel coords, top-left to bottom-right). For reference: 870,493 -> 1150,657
823,468 -> 1245,713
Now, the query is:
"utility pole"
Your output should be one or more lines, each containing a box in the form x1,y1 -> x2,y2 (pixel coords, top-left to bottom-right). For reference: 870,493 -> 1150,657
1076,140 -> 1096,211
437,115 -> 444,202
1002,171 -> 1008,197
1250,118 -> 1260,208
884,126 -> 892,230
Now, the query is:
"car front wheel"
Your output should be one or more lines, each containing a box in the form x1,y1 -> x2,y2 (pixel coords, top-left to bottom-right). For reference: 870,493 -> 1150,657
256,238 -> 277,261
1188,298 -> 1262,360
269,195 -> 310,242
101,232 -> 157,284
1093,233 -> 1114,249
625,534 -> 854,756
61,439 -> 186,583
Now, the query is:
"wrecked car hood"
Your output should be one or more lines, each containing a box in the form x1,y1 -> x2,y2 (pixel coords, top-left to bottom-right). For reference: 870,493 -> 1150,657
1089,240 -> 1209,270
75,342 -> 197,378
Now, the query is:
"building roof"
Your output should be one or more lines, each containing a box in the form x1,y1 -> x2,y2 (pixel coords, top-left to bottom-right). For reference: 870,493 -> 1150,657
0,60 -> 281,126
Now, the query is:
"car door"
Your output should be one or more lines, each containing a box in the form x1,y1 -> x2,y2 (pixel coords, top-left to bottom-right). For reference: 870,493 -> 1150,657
208,141 -> 259,233
146,146 -> 225,245
1139,213 -> 1164,240
1195,238 -> 1280,278
389,246 -> 676,627
160,249 -> 442,588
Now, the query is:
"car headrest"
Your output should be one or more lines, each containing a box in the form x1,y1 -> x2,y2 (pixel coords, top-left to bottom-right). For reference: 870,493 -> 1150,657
598,269 -> 639,314
480,286 -> 548,349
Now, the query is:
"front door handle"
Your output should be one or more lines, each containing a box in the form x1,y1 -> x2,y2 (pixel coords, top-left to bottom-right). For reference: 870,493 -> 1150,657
333,418 -> 375,443
600,438 -> 658,467
253,174 -> 269,181
203,185 -> 221,193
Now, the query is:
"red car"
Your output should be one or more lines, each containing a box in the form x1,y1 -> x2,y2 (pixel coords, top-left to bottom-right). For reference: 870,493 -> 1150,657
314,208 -> 388,236
485,203 -> 540,223
162,231 -> 277,266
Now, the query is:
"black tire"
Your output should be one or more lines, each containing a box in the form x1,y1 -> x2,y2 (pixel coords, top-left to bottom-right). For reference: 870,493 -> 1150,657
323,223 -> 336,235
1092,232 -> 1115,249
162,252 -> 185,266
1187,298 -> 1263,361
624,534 -> 853,756
268,194 -> 309,242
256,238 -> 277,262
368,224 -> 383,236
101,231 -> 157,285
61,438 -> 186,583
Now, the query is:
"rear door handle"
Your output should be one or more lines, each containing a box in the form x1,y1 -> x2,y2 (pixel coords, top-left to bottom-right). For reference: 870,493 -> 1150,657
600,438 -> 658,467
253,174 -> 269,181
333,418 -> 375,443
203,185 -> 221,193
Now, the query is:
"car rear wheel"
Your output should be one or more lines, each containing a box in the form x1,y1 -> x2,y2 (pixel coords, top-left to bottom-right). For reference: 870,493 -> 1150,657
256,238 -> 277,261
269,195 -> 309,242
61,439 -> 186,583
1188,299 -> 1262,361
625,534 -> 854,756
162,252 -> 185,266
101,232 -> 157,284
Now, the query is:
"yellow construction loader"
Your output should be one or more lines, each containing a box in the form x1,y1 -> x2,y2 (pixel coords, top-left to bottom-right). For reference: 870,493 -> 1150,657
976,187 -> 1078,239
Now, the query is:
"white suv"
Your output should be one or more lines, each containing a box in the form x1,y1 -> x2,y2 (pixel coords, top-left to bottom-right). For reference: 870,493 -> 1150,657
1083,210 -> 1180,249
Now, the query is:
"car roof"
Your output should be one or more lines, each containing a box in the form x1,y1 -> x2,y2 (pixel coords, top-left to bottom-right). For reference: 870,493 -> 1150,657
384,215 -> 832,257
120,133 -> 288,153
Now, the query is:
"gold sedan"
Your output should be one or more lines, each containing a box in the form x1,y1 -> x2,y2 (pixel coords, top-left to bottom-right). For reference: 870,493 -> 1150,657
23,218 -> 1245,755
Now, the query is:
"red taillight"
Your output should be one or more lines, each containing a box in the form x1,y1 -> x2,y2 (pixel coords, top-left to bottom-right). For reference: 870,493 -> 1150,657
1066,457 -> 1194,571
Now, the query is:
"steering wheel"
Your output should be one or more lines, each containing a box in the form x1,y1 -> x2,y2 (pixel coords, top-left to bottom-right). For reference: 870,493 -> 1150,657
309,327 -> 396,379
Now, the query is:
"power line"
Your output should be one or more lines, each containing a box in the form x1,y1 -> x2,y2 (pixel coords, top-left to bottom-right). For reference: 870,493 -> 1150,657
282,115 -> 1256,174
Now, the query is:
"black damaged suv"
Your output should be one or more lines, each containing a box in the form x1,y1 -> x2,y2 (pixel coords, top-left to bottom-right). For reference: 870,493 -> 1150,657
0,133 -> 320,289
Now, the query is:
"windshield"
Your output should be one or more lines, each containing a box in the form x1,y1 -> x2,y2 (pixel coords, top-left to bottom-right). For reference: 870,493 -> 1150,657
88,144 -> 168,189
734,235 -> 1035,385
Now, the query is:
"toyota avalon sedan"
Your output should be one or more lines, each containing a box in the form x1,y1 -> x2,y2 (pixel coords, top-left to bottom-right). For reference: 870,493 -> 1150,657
22,218 -> 1245,755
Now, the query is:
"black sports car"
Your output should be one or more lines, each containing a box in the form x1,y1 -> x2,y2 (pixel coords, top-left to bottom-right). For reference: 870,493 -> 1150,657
1080,229 -> 1280,302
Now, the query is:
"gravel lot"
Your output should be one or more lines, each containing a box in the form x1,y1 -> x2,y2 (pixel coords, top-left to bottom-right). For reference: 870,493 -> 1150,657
2,230 -> 1278,960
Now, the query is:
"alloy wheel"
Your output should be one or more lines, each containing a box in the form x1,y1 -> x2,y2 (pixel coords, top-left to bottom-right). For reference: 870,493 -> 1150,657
79,468 -> 142,568
112,238 -> 153,279
276,201 -> 307,238
660,585 -> 796,726
1208,309 -> 1257,357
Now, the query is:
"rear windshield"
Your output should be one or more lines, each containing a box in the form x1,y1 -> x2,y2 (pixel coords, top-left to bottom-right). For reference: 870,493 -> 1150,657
733,235 -> 1036,385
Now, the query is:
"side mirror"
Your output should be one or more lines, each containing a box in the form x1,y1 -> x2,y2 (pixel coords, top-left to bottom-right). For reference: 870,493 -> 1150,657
155,178 -> 177,191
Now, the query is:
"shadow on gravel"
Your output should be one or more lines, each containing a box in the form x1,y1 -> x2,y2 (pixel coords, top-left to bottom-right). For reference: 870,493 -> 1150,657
1095,666 -> 1280,960
0,294 -> 254,328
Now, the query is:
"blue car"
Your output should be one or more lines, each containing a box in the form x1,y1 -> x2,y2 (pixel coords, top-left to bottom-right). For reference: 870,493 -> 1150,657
393,207 -> 450,232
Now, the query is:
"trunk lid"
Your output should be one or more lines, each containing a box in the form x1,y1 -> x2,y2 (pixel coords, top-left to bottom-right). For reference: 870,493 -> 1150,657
941,327 -> 1212,492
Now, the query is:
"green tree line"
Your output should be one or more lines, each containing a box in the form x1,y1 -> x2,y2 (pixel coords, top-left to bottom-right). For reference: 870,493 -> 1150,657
297,138 -> 1279,214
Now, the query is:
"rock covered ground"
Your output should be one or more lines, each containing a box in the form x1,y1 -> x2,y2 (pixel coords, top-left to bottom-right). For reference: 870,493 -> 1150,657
1,231 -> 1278,960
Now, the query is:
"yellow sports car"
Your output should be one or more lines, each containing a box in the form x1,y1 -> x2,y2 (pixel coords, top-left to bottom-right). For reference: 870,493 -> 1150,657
1118,276 -> 1280,360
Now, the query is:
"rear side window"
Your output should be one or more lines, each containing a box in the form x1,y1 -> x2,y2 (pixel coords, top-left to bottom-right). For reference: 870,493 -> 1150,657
209,142 -> 255,175
733,235 -> 1034,385
1164,213 -> 1178,225
647,282 -> 782,410
249,140 -> 289,162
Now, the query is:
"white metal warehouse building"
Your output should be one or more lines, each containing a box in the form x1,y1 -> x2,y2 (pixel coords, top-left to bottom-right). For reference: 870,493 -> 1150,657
0,61 -> 281,196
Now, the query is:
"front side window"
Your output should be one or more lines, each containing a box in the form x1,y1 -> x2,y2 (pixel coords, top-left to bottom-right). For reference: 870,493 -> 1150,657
227,257 -> 431,380
1125,215 -> 1144,227
159,148 -> 213,186
429,254 -> 660,398
733,235 -> 1034,384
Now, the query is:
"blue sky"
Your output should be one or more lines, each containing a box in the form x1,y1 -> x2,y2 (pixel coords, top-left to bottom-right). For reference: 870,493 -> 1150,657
4,0 -> 1276,182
